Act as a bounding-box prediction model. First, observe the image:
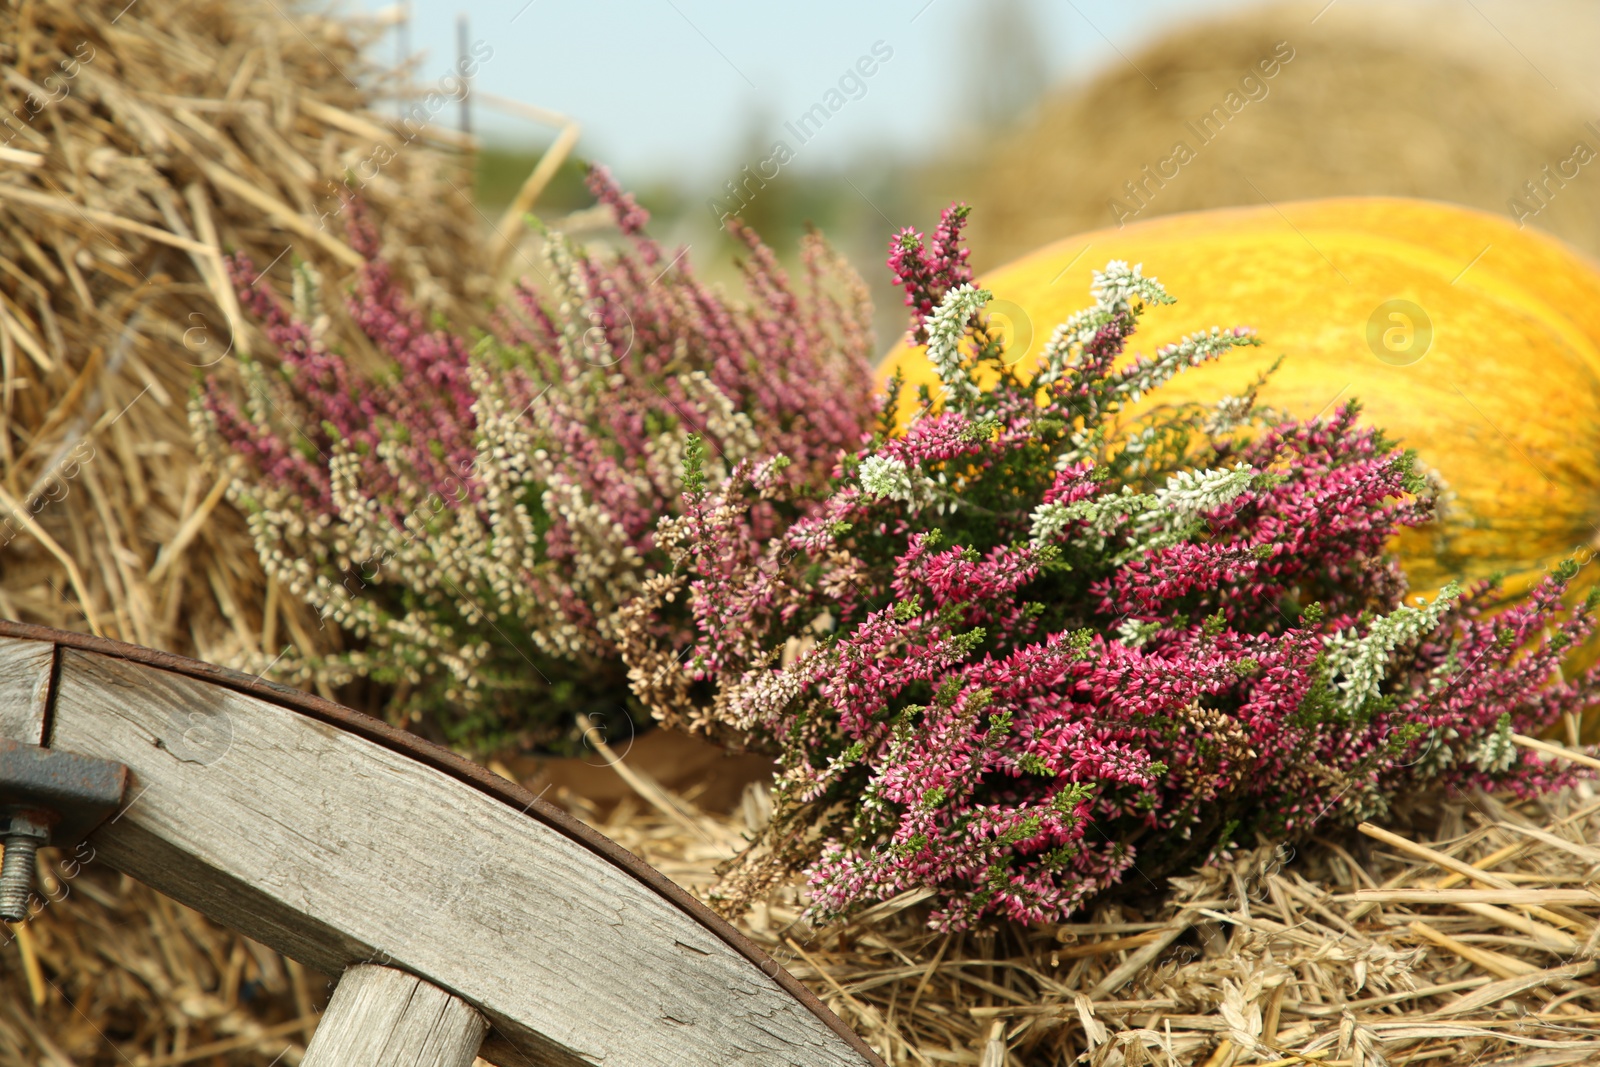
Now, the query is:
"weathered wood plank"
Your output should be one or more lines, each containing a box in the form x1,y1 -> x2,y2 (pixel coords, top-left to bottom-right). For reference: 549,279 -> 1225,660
0,636 -> 52,743
302,965 -> 486,1067
53,648 -> 871,1067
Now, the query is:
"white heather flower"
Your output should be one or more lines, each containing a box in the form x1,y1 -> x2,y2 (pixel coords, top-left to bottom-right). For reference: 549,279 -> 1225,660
1117,618 -> 1161,648
1322,584 -> 1461,717
1111,328 -> 1258,407
544,231 -> 609,368
1030,487 -> 1162,550
859,454 -> 937,508
1032,320 -> 1077,388
1204,393 -> 1255,435
924,283 -> 991,404
1033,263 -> 1257,468
1469,715 -> 1518,773
1156,464 -> 1255,523
469,363 -> 540,595
857,455 -> 903,499
1409,725 -> 1461,777
724,663 -> 809,731
1090,260 -> 1172,312
681,370 -> 760,461
1028,501 -> 1073,546
290,261 -> 330,340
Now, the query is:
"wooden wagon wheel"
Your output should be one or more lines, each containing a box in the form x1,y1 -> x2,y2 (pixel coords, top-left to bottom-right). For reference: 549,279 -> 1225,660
0,620 -> 883,1067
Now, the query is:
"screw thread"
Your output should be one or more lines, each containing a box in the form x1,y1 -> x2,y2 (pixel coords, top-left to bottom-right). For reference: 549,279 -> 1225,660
0,834 -> 40,923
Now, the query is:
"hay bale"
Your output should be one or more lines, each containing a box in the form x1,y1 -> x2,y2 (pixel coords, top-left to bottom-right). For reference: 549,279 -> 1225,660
0,0 -> 486,668
969,0 -> 1600,269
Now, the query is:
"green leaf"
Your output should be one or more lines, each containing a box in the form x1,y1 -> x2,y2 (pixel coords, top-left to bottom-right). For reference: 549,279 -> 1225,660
682,433 -> 707,494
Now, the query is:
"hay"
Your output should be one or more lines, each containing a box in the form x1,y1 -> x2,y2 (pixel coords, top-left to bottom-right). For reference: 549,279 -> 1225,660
1,863 -> 321,1066
0,0 -> 488,670
578,757 -> 1600,1067
968,0 -> 1600,270
5,733 -> 1600,1065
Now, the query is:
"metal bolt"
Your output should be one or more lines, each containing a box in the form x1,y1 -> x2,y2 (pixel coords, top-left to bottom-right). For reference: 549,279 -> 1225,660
0,740 -> 127,923
0,814 -> 50,924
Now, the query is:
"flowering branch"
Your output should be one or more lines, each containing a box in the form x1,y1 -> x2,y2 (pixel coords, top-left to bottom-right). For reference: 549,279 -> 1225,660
621,206 -> 1600,930
196,171 -> 876,752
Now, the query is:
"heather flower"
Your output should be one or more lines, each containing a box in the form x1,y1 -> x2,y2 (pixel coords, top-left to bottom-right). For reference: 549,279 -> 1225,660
1155,464 -> 1256,522
922,282 -> 990,402
621,207 -> 1600,930
195,173 -> 876,752
888,203 -> 975,346
858,455 -> 937,509
1321,584 -> 1461,718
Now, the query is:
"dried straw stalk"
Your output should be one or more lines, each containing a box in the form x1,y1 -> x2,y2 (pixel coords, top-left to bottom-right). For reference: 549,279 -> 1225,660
1,854 -> 320,1066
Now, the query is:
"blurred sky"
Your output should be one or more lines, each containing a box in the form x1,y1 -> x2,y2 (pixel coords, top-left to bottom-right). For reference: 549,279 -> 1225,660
351,0 -> 1261,183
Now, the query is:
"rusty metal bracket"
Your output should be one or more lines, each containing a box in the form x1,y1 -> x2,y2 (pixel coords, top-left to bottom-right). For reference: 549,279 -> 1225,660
0,738 -> 127,922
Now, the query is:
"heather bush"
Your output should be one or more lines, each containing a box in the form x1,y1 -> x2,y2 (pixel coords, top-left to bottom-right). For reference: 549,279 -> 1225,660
194,168 -> 875,752
621,204 -> 1600,930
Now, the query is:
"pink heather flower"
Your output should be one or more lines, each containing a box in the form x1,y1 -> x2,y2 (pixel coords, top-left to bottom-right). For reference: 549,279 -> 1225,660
623,205 -> 1600,930
195,172 -> 877,752
888,202 -> 974,346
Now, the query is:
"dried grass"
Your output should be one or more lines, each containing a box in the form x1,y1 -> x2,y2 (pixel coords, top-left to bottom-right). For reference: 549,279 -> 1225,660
5,733 -> 1600,1065
0,0 -> 490,674
1,857 -> 322,1066
581,758 -> 1600,1067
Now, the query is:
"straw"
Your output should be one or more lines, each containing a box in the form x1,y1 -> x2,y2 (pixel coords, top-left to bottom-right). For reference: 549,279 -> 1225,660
0,0 -> 492,671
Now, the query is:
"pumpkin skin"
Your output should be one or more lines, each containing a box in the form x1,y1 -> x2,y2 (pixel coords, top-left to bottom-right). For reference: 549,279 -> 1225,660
879,197 -> 1600,607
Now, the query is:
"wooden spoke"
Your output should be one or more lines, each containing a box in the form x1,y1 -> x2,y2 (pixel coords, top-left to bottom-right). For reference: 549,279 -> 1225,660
302,964 -> 487,1067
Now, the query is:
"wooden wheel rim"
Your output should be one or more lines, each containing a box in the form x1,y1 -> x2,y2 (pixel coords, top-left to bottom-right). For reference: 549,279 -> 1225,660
0,619 -> 881,1067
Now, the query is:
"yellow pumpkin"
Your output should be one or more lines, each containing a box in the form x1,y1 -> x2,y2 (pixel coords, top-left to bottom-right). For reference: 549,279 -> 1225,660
880,197 -> 1600,607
